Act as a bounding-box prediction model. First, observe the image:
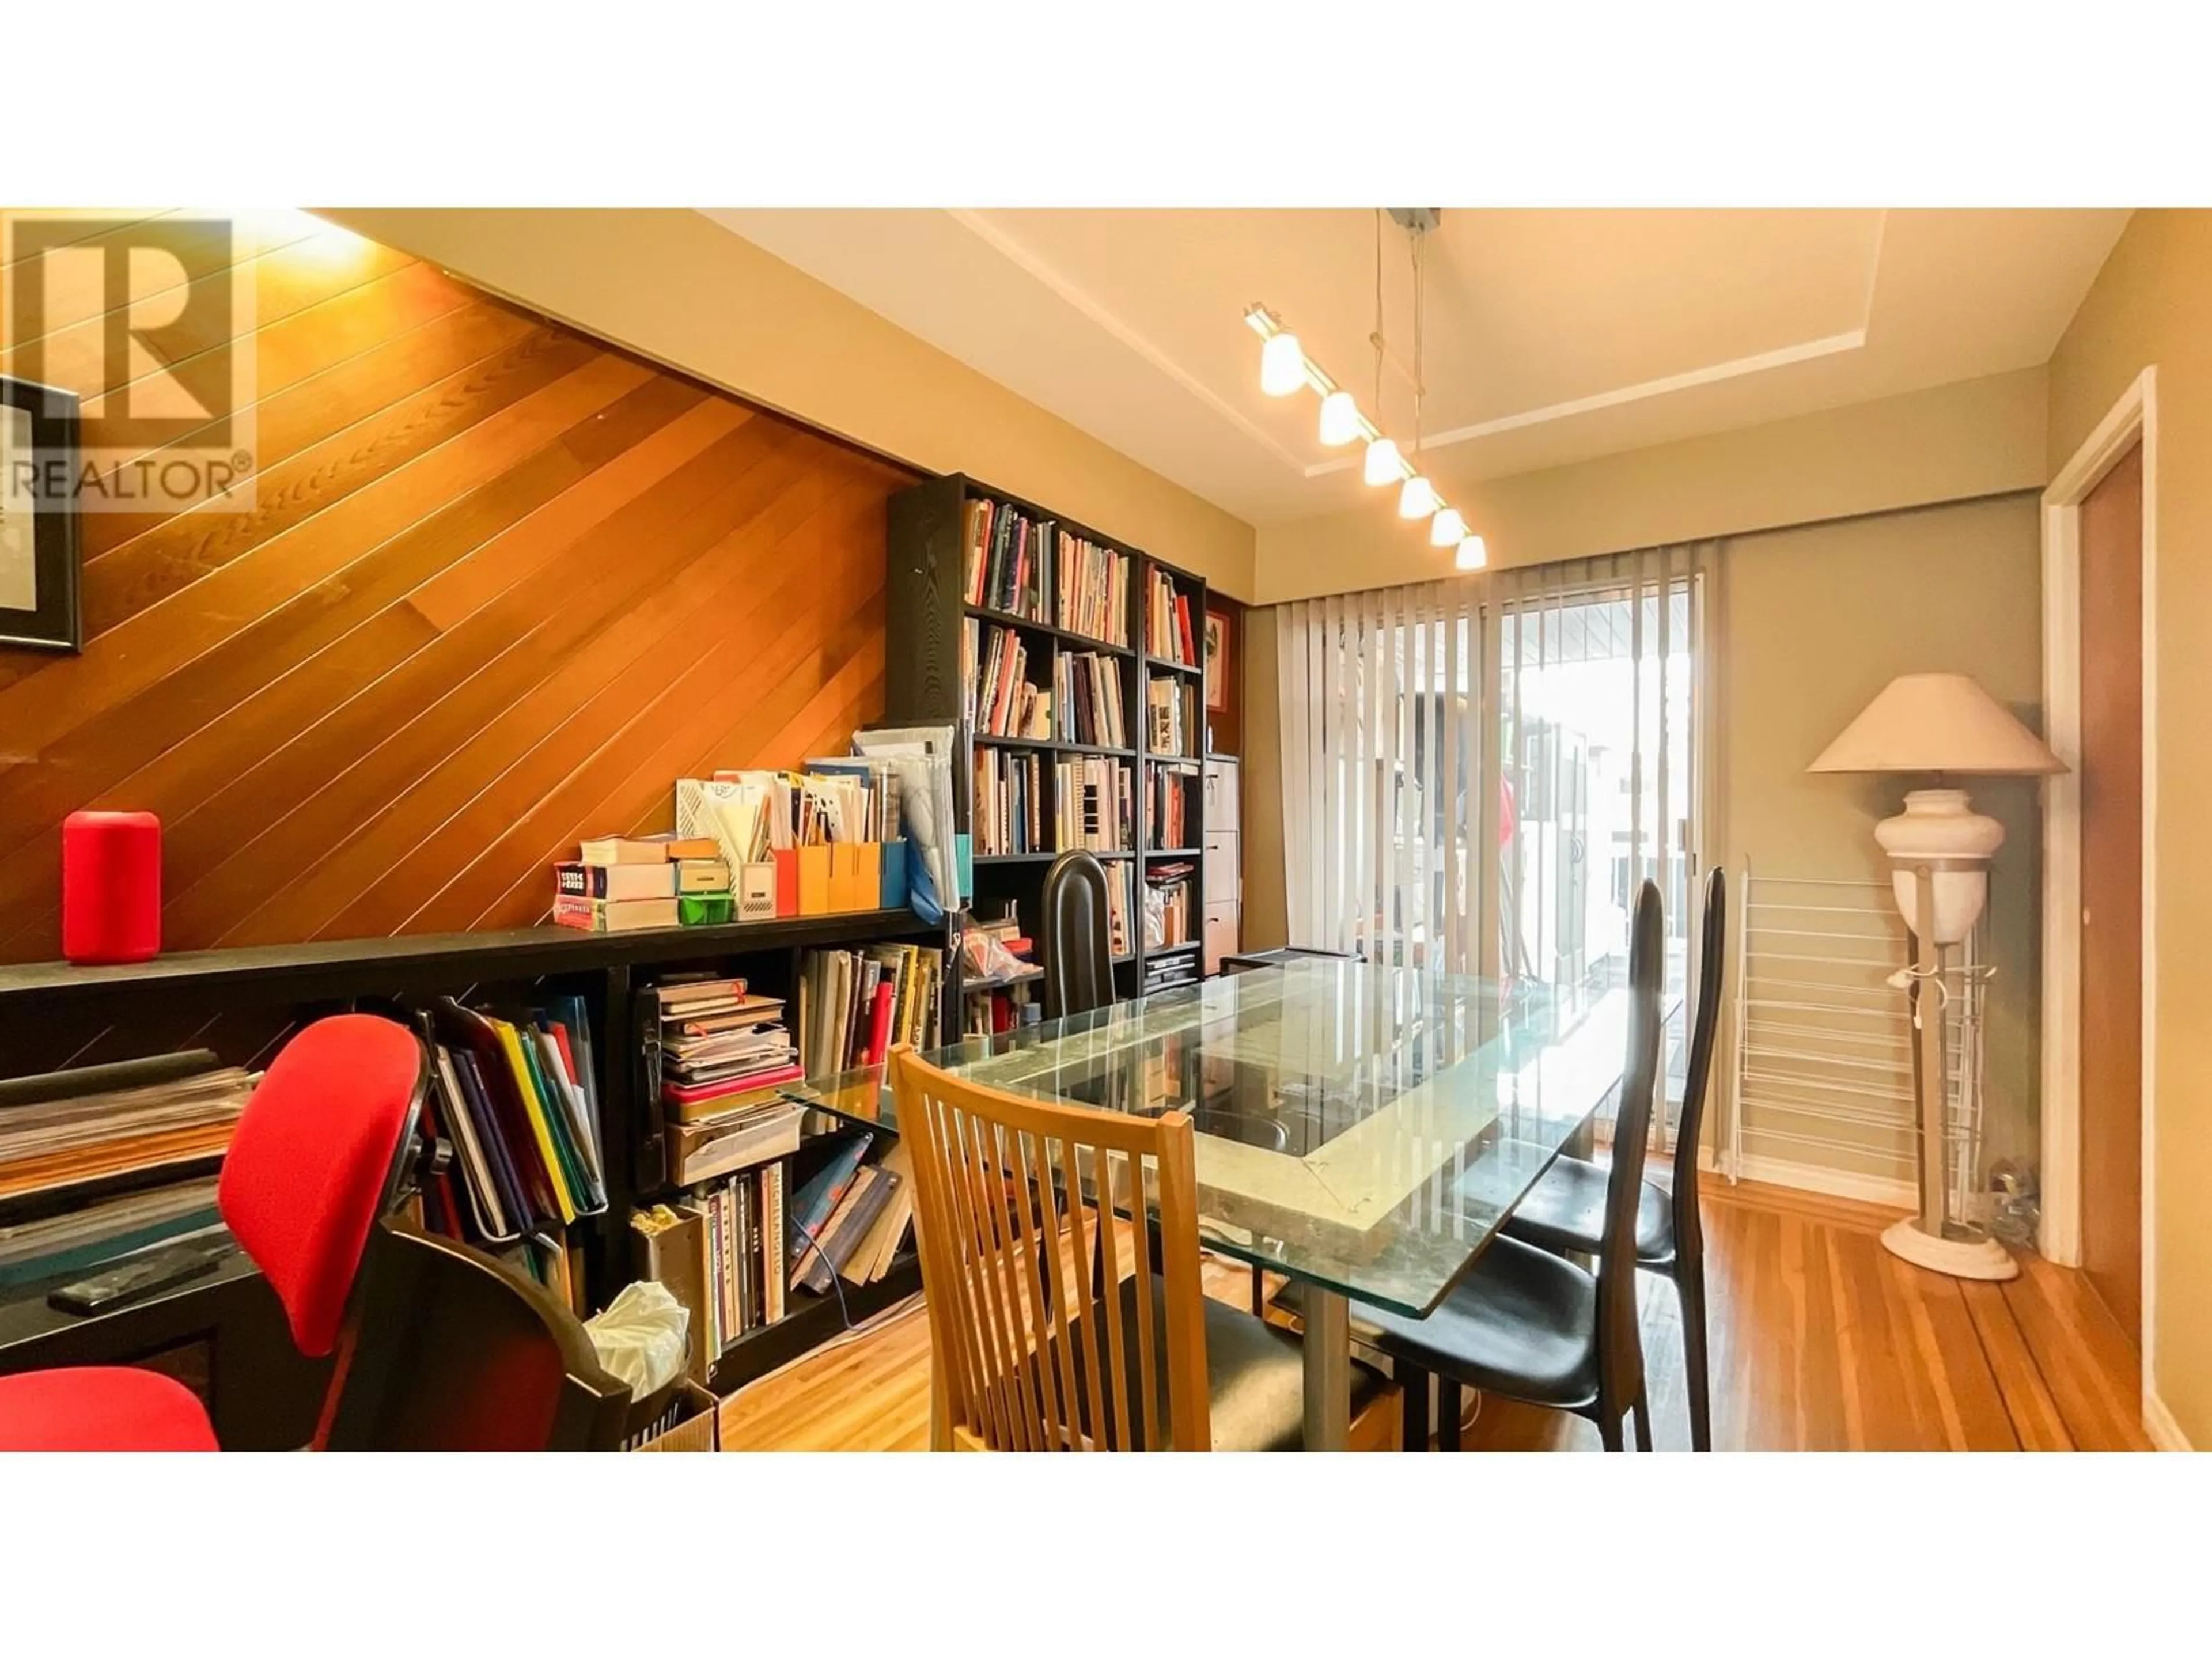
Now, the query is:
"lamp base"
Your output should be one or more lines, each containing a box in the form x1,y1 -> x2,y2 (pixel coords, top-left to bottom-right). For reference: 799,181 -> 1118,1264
1880,1217 -> 2018,1281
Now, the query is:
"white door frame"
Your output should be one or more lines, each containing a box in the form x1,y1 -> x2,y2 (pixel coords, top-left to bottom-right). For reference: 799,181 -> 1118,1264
2039,365 -> 2163,1436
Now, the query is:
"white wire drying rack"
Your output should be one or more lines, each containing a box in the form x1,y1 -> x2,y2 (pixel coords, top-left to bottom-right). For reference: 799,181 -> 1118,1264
1725,862 -> 1989,1217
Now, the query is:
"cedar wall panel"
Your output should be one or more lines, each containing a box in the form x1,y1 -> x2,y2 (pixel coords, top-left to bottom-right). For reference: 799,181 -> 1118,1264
0,210 -> 912,964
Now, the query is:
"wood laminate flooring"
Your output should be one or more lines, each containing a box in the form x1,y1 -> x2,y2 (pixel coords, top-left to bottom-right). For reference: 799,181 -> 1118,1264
717,1181 -> 2152,1452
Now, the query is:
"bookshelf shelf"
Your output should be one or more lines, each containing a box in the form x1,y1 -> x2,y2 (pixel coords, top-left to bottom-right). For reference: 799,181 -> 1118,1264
885,471 -> 1209,1010
1146,847 -> 1202,858
963,601 -> 1135,658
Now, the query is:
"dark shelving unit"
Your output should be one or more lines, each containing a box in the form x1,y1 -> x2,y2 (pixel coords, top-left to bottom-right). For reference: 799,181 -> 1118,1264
0,910 -> 945,1431
886,472 -> 1208,1011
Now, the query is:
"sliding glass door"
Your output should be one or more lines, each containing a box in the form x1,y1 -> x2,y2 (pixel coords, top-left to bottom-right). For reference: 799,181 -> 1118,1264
1278,543 -> 1716,1138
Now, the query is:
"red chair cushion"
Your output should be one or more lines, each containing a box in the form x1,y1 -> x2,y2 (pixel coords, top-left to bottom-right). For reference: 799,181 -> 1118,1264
0,1367 -> 218,1451
218,1014 -> 423,1359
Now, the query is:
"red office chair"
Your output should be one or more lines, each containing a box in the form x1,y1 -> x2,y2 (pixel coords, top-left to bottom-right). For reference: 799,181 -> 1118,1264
0,1014 -> 429,1452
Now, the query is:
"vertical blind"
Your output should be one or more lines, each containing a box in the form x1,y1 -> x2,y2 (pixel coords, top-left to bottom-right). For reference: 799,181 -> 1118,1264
1276,543 -> 1721,1133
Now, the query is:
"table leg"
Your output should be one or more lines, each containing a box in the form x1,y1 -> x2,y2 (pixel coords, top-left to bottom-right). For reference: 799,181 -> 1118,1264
1301,1286 -> 1351,1451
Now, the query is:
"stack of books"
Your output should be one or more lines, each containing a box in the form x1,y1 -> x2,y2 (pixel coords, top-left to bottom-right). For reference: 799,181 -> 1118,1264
1145,568 -> 1198,664
650,978 -> 805,1187
424,995 -> 609,1310
0,1052 -> 251,1209
962,618 -> 1051,738
1056,650 -> 1127,748
1146,673 -> 1198,756
554,832 -> 733,931
974,747 -> 1044,855
796,944 -> 944,1077
1053,754 -> 1132,852
963,497 -> 1052,622
1057,531 -> 1129,644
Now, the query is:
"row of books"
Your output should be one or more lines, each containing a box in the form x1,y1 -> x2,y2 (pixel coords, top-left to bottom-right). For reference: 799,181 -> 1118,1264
423,995 -> 609,1240
1147,763 -> 1200,850
1146,673 -> 1199,757
629,1163 -> 786,1370
1055,755 -> 1134,853
1057,650 -> 1127,748
974,747 -> 1044,856
1146,567 -> 1198,666
1059,531 -> 1130,645
963,497 -> 1054,623
796,944 -> 945,1078
1143,861 -> 1198,950
963,618 -> 1051,739
555,831 -> 734,931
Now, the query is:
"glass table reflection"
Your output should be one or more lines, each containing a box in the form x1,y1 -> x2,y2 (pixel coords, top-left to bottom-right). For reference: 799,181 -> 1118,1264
786,957 -> 1636,1448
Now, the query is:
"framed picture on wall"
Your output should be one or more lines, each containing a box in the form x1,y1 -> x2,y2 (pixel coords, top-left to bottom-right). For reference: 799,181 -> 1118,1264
1203,607 -> 1232,714
0,375 -> 82,654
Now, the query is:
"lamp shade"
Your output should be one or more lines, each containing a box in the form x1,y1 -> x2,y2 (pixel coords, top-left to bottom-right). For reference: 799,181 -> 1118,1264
1807,674 -> 2064,777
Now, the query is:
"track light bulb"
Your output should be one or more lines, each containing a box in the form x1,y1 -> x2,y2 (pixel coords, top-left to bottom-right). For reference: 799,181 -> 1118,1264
1260,332 -> 1305,396
1363,436 -> 1402,486
1455,535 -> 1488,571
1430,507 -> 1465,547
1318,391 -> 1361,446
1399,475 -> 1438,519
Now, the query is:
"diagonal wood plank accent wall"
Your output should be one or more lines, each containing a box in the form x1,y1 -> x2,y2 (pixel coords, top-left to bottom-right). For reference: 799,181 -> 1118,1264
0,210 -> 913,964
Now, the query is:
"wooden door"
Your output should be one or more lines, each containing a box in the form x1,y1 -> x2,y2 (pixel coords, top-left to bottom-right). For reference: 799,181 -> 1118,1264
2078,441 -> 2143,1342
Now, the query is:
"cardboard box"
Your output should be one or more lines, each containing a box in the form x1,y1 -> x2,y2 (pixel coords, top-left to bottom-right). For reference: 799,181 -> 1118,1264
736,861 -> 777,922
630,1381 -> 720,1452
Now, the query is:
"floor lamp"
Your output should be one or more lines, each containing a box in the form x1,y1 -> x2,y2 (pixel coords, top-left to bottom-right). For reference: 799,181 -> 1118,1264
1808,673 -> 2066,1281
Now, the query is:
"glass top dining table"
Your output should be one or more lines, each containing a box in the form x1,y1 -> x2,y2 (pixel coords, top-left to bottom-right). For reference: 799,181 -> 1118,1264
785,956 -> 1637,1449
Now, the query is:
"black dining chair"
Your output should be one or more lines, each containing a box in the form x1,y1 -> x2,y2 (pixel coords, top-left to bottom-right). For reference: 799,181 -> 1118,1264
1501,866 -> 1727,1449
1351,879 -> 1668,1451
1040,850 -> 1116,1020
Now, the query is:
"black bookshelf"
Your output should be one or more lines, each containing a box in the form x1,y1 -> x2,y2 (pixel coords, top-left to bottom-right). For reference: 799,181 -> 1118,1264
0,910 -> 945,1431
885,473 -> 1207,1010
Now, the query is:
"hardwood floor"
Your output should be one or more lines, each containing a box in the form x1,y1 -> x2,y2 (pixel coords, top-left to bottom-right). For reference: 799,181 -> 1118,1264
717,1181 -> 2153,1452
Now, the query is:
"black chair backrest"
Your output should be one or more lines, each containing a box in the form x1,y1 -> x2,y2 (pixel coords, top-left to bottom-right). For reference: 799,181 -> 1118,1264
1595,880 -> 1666,1419
1040,849 -> 1116,1021
1669,868 -> 1729,1259
320,1220 -> 631,1451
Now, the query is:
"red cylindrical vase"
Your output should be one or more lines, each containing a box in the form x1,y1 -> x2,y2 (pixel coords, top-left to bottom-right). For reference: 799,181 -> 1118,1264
62,810 -> 163,965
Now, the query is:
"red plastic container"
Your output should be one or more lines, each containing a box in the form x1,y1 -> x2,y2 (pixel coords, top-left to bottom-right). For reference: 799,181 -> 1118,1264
62,810 -> 163,965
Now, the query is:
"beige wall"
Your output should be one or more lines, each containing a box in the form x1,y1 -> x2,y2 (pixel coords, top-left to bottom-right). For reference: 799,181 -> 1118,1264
1253,369 -> 2048,605
1719,494 -> 2046,1182
323,209 -> 1258,601
1240,493 -> 2048,1180
2046,209 -> 2212,1445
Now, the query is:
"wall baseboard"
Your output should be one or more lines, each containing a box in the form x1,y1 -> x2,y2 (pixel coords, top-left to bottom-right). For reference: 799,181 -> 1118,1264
2143,1388 -> 2193,1452
1699,1146 -> 1916,1210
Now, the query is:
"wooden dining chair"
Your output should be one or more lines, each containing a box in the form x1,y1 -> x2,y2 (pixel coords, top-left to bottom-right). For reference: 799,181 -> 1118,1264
1354,880 -> 1669,1452
1501,866 -> 1728,1448
891,1046 -> 1397,1450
